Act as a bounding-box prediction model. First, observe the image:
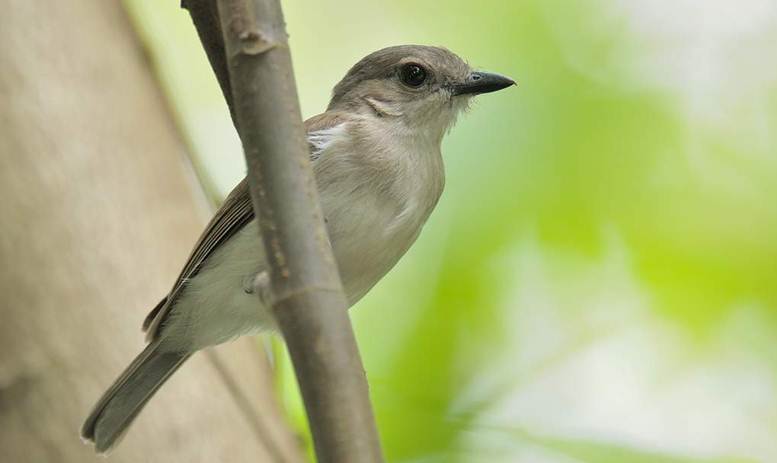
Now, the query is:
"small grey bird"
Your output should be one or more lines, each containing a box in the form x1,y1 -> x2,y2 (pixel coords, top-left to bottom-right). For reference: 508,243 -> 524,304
81,44 -> 514,453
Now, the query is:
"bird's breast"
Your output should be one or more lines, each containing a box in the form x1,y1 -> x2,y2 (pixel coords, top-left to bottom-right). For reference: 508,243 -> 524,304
314,134 -> 444,304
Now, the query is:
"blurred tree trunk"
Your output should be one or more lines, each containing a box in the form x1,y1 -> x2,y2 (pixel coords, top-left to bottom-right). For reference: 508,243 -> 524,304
0,1 -> 302,462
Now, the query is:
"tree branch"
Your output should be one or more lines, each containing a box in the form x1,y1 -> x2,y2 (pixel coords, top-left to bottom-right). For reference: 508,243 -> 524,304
180,0 -> 237,126
185,0 -> 385,461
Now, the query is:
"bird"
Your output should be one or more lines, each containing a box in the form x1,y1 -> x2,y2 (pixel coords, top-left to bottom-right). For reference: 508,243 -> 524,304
81,44 -> 515,453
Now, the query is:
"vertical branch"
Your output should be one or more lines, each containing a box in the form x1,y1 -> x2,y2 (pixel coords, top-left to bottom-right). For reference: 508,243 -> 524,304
208,0 -> 385,462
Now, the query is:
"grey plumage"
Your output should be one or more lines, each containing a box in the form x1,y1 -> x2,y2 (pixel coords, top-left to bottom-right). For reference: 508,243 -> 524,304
81,343 -> 189,453
81,45 -> 514,453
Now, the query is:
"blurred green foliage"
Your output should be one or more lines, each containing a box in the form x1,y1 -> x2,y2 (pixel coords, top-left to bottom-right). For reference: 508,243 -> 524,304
125,0 -> 777,461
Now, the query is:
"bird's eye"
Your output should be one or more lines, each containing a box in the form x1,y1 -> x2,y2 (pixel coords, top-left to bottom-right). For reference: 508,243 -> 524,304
400,63 -> 428,87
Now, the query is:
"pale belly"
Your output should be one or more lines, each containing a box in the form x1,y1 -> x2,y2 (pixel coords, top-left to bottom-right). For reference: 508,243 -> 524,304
158,197 -> 426,352
157,221 -> 271,351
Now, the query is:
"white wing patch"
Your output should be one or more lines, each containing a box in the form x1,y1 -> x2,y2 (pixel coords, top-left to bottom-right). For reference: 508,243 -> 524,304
308,123 -> 347,160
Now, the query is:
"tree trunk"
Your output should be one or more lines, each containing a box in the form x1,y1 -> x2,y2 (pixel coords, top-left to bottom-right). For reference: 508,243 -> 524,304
0,1 -> 302,462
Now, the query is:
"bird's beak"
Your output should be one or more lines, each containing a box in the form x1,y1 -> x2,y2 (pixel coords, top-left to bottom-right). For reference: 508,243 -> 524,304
451,71 -> 516,96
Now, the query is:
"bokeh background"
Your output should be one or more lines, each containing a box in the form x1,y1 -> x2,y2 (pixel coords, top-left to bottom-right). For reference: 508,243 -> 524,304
124,0 -> 777,461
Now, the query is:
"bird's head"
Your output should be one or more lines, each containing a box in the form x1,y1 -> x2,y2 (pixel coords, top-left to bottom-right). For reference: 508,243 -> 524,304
327,45 -> 515,142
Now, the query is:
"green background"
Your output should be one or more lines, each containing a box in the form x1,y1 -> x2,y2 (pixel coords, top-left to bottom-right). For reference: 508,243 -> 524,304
124,1 -> 777,461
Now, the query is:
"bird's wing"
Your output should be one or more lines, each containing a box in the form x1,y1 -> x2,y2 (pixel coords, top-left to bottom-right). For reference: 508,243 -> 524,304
142,111 -> 350,341
142,178 -> 253,340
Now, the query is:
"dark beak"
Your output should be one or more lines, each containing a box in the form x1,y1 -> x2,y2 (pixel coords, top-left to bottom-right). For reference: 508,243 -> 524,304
451,71 -> 516,96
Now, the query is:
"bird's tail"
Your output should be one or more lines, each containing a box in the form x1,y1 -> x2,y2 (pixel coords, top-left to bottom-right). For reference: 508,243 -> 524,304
80,342 -> 190,454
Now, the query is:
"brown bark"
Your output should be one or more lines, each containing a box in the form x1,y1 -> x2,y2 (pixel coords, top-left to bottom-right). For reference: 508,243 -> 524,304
212,0 -> 385,461
0,1 -> 302,462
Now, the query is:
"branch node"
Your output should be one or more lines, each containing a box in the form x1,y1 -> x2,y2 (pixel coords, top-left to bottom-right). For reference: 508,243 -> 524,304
270,285 -> 345,310
238,29 -> 276,55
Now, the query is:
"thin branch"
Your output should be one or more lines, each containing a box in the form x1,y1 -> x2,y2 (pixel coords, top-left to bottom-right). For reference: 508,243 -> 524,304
182,0 -> 386,461
181,0 -> 238,126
